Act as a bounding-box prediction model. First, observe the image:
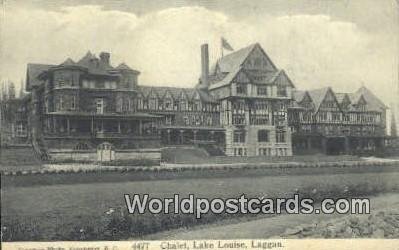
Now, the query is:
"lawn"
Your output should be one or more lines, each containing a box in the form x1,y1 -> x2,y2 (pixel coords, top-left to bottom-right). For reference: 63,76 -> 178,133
2,171 -> 399,241
0,147 -> 43,171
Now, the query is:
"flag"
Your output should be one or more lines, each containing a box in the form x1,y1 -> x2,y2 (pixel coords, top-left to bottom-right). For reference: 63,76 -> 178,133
221,37 -> 234,51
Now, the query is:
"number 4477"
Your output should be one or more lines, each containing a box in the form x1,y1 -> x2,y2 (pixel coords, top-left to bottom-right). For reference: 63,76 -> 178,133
131,242 -> 149,250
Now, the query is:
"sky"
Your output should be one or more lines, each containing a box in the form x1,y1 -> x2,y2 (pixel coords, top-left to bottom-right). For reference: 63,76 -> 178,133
0,0 -> 398,108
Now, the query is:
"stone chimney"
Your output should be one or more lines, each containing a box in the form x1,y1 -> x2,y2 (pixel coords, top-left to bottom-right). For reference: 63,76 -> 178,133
99,52 -> 110,65
200,44 -> 209,88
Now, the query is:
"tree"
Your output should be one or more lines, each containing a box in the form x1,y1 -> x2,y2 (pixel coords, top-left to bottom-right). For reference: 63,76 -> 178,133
391,112 -> 398,138
8,81 -> 15,99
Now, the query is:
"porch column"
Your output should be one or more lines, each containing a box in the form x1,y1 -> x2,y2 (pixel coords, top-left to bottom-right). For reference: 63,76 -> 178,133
67,118 -> 70,135
118,120 -> 121,133
167,129 -> 171,144
344,136 -> 350,154
180,130 -> 184,144
307,137 -> 312,149
210,131 -> 215,142
139,120 -> 143,135
91,117 -> 94,134
193,130 -> 198,142
53,116 -> 56,133
321,137 -> 327,154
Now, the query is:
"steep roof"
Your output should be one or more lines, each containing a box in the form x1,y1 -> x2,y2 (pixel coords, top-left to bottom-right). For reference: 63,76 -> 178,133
335,93 -> 347,103
212,43 -> 257,74
293,90 -> 306,102
26,63 -> 54,90
60,58 -> 76,66
138,86 -> 217,103
209,67 -> 243,90
308,87 -> 330,111
356,86 -> 387,111
209,43 -> 289,90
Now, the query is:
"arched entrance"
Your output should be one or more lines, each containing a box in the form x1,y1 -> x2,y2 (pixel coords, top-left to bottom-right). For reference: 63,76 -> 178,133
97,142 -> 115,162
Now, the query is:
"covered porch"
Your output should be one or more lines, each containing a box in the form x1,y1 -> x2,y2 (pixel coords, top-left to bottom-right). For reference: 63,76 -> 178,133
43,113 -> 161,138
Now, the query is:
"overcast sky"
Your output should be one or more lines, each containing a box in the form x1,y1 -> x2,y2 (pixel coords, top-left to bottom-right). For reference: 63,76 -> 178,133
0,0 -> 398,106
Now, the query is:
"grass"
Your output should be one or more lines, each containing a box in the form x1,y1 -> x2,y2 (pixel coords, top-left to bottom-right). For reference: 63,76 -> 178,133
0,147 -> 43,171
2,162 -> 398,187
2,171 -> 399,241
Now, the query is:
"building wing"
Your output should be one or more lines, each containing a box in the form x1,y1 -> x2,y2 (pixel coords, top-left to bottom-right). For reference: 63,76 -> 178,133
26,63 -> 55,90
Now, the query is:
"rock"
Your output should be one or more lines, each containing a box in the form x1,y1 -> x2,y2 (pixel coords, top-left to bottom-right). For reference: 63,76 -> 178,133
284,226 -> 303,235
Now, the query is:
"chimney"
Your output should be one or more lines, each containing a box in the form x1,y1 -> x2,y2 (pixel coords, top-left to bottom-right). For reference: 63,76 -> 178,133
200,44 -> 209,88
99,52 -> 110,65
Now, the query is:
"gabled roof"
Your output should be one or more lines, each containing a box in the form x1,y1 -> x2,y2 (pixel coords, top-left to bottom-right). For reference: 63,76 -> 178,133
209,67 -> 243,90
60,58 -> 76,66
293,90 -> 306,102
212,44 -> 257,74
356,86 -> 388,111
138,86 -> 217,103
335,93 -> 349,103
116,63 -> 140,74
348,92 -> 362,104
208,43 -> 291,90
26,63 -> 54,90
308,87 -> 331,111
272,70 -> 295,88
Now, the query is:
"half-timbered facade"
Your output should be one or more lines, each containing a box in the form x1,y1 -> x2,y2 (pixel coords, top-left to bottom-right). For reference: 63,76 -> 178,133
289,87 -> 388,155
0,42 -> 389,158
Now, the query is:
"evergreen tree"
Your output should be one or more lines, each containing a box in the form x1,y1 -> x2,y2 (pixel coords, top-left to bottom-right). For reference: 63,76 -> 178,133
19,79 -> 25,98
8,81 -> 16,99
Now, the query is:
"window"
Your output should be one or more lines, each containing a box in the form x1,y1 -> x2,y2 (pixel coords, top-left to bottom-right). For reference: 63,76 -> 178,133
318,112 -> 327,121
96,98 -> 104,114
165,99 -> 173,110
59,96 -> 64,110
149,98 -> 157,110
143,99 -> 148,109
258,130 -> 269,142
183,116 -> 189,125
254,58 -> 262,66
16,123 -> 26,137
74,143 -> 89,150
71,96 -> 76,110
45,97 -> 49,112
276,131 -> 286,143
257,86 -> 268,96
174,100 -> 180,110
233,130 -> 246,143
165,116 -> 173,125
277,86 -> 287,97
126,98 -> 131,112
194,101 -> 201,111
116,98 -> 123,112
158,99 -> 164,110
332,113 -> 340,121
236,84 -> 247,95
97,81 -> 105,88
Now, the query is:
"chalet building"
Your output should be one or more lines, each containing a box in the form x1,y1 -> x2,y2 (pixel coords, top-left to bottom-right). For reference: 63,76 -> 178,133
199,43 -> 295,156
0,42 -> 390,158
288,87 -> 388,155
